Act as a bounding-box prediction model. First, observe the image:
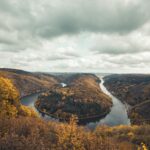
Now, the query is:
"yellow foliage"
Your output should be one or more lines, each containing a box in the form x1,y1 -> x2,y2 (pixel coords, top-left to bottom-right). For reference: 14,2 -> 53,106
20,105 -> 38,117
127,131 -> 134,139
0,77 -> 38,118
0,77 -> 19,117
138,143 -> 148,150
0,116 -> 142,150
0,77 -> 19,101
56,115 -> 85,150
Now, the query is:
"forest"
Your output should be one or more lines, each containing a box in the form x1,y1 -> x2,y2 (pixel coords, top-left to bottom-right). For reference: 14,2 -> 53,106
0,76 -> 149,150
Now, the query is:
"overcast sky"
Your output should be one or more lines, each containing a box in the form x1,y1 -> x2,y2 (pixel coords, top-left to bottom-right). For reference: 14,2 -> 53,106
0,0 -> 150,73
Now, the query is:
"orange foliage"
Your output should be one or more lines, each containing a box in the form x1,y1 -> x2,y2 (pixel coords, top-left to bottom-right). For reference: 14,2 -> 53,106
0,76 -> 149,150
0,77 -> 38,118
0,116 -> 137,150
0,77 -> 19,117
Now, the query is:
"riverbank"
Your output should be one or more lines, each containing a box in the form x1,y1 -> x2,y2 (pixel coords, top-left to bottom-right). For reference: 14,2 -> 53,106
103,74 -> 150,124
87,76 -> 130,128
33,74 -> 112,124
99,77 -> 130,125
21,74 -> 131,126
34,101 -> 109,124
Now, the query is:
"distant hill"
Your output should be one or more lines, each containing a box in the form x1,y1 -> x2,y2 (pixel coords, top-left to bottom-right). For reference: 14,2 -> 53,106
0,68 -> 59,97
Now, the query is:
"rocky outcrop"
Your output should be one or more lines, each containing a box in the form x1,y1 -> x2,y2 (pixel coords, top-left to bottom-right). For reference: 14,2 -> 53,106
35,74 -> 112,122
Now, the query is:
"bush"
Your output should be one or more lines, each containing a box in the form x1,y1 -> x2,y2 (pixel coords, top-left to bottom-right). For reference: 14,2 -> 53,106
0,116 -> 136,150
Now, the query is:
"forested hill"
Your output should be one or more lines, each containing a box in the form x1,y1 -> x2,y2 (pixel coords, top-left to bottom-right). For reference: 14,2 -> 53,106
104,74 -> 150,124
0,70 -> 150,149
0,68 -> 59,97
35,74 -> 112,122
0,76 -> 149,149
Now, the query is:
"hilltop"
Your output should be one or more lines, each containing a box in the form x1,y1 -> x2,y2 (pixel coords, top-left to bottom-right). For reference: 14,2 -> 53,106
35,74 -> 112,123
0,68 -> 59,97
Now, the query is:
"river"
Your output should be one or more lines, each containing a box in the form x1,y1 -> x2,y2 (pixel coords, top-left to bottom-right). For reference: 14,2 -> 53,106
87,76 -> 130,128
21,93 -> 58,121
21,78 -> 130,127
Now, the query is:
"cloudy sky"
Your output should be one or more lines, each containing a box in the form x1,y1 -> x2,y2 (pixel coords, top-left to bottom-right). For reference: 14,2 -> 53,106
0,0 -> 150,73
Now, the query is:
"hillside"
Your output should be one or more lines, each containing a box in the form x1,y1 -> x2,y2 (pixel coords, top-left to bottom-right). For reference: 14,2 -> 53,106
35,74 -> 112,123
0,71 -> 149,149
0,68 -> 59,97
2,116 -> 146,150
129,100 -> 150,124
104,74 -> 150,124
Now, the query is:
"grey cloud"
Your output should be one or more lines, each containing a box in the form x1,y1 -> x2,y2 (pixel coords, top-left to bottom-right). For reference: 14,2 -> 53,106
46,53 -> 79,61
90,32 -> 150,55
35,0 -> 150,38
0,0 -> 150,40
98,52 -> 150,69
0,0 -> 150,53
0,0 -> 150,73
61,51 -> 80,58
46,55 -> 71,61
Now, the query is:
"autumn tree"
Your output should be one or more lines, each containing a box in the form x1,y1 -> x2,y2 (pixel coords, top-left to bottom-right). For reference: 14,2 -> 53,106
0,77 -> 37,118
56,115 -> 85,150
0,77 -> 20,117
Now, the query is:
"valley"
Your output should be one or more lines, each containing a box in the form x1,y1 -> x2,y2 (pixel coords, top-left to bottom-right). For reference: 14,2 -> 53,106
1,68 -> 149,126
0,68 -> 150,149
104,74 -> 150,124
29,73 -> 113,123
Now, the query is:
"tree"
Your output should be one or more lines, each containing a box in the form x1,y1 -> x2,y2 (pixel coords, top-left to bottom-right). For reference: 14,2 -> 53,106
0,77 -> 20,117
56,115 -> 85,150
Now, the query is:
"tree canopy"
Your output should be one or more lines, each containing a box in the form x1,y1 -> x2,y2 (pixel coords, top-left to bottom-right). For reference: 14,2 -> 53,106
0,77 -> 20,117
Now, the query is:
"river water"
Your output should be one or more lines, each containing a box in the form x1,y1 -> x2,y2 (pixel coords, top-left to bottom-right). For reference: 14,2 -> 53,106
87,76 -> 130,128
21,78 -> 130,127
21,93 -> 58,121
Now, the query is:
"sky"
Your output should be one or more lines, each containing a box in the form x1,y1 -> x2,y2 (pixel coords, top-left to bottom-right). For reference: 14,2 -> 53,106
0,0 -> 150,73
